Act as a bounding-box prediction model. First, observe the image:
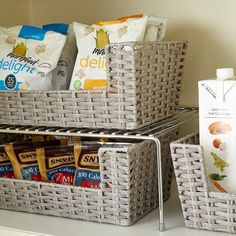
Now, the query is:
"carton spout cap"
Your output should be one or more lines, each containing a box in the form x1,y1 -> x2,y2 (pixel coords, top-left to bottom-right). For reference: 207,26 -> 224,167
216,68 -> 234,80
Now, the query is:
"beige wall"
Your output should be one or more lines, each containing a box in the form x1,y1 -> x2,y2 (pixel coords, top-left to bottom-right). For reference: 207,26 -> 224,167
0,0 -> 30,26
3,0 -> 236,107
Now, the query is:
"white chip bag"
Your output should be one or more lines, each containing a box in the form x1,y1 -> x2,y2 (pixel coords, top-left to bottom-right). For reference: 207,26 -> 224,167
70,14 -> 167,91
42,23 -> 77,90
117,14 -> 167,41
0,25 -> 66,90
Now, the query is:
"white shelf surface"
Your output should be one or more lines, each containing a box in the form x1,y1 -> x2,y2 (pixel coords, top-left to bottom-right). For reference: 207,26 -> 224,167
0,183 -> 217,236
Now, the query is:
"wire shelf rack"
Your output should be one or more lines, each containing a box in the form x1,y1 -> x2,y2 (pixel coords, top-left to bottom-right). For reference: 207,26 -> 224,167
0,107 -> 198,231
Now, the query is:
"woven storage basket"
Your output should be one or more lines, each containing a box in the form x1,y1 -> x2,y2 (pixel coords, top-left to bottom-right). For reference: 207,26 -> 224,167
0,130 -> 177,226
170,133 -> 236,234
0,41 -> 187,130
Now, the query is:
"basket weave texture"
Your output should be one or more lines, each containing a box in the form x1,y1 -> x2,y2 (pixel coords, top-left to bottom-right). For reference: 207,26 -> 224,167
0,130 -> 177,226
0,41 -> 187,129
170,133 -> 236,234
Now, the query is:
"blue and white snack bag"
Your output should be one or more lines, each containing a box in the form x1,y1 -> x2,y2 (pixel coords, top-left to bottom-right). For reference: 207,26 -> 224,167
0,25 -> 66,90
43,23 -> 77,90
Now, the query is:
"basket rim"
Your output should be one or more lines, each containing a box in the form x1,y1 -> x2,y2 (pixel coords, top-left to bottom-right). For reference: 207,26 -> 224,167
106,40 -> 188,47
0,177 -> 102,192
170,132 -> 201,148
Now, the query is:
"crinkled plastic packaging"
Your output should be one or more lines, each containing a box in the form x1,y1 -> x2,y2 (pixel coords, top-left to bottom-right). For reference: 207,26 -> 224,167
118,14 -> 167,41
0,145 -> 14,178
5,139 -> 67,181
36,144 -> 79,185
42,23 -> 77,90
70,14 -> 167,91
0,25 -> 66,90
74,142 -> 102,188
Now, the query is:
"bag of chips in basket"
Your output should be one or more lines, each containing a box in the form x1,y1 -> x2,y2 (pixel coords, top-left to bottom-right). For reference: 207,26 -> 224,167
36,144 -> 80,185
42,23 -> 77,90
69,14 -> 167,91
0,25 -> 66,90
0,145 -> 14,178
5,139 -> 67,180
74,142 -> 102,188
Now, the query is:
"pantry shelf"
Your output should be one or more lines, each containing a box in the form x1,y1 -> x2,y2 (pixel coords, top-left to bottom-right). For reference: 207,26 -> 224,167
0,107 -> 198,232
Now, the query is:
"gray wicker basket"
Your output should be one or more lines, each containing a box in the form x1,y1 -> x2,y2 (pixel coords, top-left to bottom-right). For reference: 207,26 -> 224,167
0,41 -> 187,130
0,130 -> 177,226
170,133 -> 236,234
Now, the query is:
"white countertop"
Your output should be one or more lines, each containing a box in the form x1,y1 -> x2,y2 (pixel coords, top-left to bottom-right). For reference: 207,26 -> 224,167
0,227 -> 49,236
0,183 -> 221,236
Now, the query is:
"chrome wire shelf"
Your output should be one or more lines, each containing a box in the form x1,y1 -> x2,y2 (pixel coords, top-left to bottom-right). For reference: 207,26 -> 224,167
0,107 -> 198,139
0,107 -> 198,231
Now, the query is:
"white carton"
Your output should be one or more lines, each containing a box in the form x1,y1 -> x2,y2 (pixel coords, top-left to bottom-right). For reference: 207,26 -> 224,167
199,68 -> 236,193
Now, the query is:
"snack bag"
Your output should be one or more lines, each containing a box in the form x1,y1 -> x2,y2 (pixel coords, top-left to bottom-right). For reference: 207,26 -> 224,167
5,139 -> 66,180
118,14 -> 167,41
70,14 -> 167,91
36,145 -> 79,185
0,25 -> 66,90
42,23 -> 77,90
0,145 -> 14,178
70,16 -> 148,91
74,143 -> 101,188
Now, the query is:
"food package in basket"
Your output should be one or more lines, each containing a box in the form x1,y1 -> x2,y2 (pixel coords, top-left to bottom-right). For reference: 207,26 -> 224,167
117,14 -> 167,41
37,141 -> 103,186
69,14 -> 167,91
0,25 -> 66,90
5,139 -> 67,181
74,142 -> 102,188
42,23 -> 77,90
0,145 -> 14,178
73,140 -> 139,188
37,144 -> 80,185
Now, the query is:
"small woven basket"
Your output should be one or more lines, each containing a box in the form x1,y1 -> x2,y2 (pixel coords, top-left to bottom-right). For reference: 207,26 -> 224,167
170,133 -> 236,234
0,41 -> 187,130
0,130 -> 177,226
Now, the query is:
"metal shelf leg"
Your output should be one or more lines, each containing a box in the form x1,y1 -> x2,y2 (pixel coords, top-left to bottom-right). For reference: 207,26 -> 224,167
153,138 -> 165,232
